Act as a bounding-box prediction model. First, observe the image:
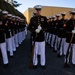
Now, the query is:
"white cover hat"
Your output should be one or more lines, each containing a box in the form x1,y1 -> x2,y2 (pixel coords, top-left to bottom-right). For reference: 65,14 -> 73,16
70,10 -> 75,14
55,14 -> 60,17
34,5 -> 42,10
52,16 -> 55,19
2,11 -> 8,14
12,15 -> 15,18
61,12 -> 66,15
8,14 -> 12,17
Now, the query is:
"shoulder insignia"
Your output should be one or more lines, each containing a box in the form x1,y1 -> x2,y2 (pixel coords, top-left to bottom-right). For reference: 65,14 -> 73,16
56,23 -> 58,25
6,21 -> 8,23
0,21 -> 2,25
63,24 -> 66,27
15,22 -> 16,25
5,23 -> 8,26
41,18 -> 44,21
11,21 -> 13,24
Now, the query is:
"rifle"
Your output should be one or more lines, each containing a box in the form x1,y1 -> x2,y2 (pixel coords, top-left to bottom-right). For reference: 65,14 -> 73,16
64,33 -> 74,66
57,37 -> 62,55
0,9 -> 2,18
57,20 -> 68,55
47,33 -> 50,43
53,35 -> 56,49
57,29 -> 63,55
49,34 -> 53,47
29,33 -> 35,68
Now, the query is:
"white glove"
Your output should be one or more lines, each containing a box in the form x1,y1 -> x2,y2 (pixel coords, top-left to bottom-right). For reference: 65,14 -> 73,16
72,30 -> 75,33
35,29 -> 40,33
38,25 -> 42,30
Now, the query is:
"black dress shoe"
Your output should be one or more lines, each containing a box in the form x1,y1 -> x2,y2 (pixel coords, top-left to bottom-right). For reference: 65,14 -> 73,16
57,54 -> 62,58
49,46 -> 51,48
72,64 -> 75,67
46,42 -> 48,44
10,56 -> 13,58
53,50 -> 57,53
3,63 -> 9,68
33,65 -> 38,69
13,51 -> 16,54
7,51 -> 9,54
47,43 -> 50,46
41,65 -> 46,69
64,63 -> 69,68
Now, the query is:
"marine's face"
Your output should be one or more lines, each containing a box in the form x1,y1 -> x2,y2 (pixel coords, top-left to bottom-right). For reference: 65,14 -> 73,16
74,15 -> 75,19
36,9 -> 41,16
49,18 -> 51,21
56,17 -> 59,20
62,15 -> 65,19
70,14 -> 75,19
3,14 -> 8,18
8,16 -> 12,19
12,18 -> 15,21
52,18 -> 55,21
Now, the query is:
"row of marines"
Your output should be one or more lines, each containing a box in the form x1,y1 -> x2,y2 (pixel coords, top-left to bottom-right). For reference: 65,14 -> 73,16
45,10 -> 75,67
0,9 -> 27,68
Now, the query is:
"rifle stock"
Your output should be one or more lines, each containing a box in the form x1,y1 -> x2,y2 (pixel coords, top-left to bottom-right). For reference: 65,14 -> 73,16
53,35 -> 56,48
29,42 -> 35,68
50,34 -> 53,47
57,37 -> 62,54
65,33 -> 74,64
29,34 -> 35,68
